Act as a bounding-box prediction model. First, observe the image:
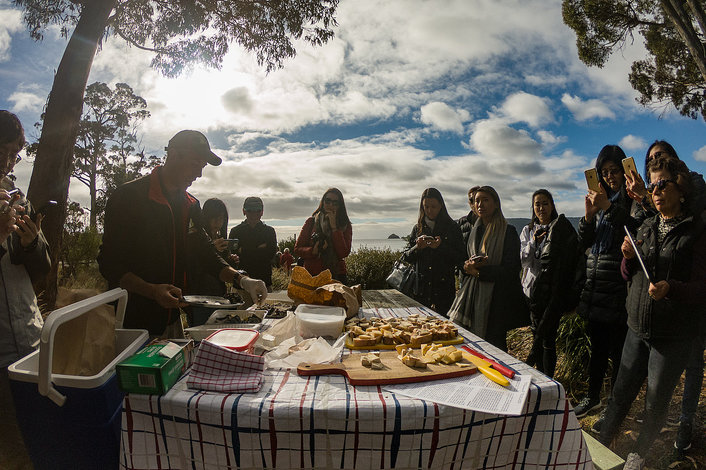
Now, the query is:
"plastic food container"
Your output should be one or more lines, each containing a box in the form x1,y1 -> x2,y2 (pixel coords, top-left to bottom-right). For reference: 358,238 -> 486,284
185,309 -> 266,341
205,328 -> 259,353
294,304 -> 346,339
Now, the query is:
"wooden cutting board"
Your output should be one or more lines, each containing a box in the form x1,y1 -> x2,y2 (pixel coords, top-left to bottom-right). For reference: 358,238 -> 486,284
297,350 -> 477,385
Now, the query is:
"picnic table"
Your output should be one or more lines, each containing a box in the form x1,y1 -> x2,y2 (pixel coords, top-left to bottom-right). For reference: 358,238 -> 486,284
119,290 -> 592,469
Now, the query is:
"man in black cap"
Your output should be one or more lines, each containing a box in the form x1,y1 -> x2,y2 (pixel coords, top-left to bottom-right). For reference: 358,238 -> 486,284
98,130 -> 267,336
228,196 -> 278,291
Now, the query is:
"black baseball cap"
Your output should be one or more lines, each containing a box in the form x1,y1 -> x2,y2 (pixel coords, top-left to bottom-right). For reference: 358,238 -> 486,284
166,130 -> 221,166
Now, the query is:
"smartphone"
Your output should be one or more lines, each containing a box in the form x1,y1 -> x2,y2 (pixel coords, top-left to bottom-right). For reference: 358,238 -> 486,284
622,157 -> 638,177
225,238 -> 239,251
470,254 -> 487,262
584,168 -> 601,192
31,200 -> 57,221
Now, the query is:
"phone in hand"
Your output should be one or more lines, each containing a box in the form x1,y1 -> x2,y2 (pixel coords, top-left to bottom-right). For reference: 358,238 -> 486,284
584,168 -> 601,192
470,254 -> 487,262
31,200 -> 57,221
224,238 -> 239,251
622,157 -> 638,177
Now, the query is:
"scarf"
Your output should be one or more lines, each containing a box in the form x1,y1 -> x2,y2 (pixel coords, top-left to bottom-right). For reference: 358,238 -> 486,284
591,189 -> 621,255
314,212 -> 341,275
448,216 -> 507,337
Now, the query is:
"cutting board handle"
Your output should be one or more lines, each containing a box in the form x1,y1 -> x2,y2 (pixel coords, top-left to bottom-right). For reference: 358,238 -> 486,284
297,362 -> 348,377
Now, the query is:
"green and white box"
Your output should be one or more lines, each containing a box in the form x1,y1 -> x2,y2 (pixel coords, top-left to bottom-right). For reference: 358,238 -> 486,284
116,339 -> 194,395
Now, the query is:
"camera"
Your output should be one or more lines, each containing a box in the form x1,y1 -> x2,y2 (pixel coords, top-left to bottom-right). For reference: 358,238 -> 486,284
311,232 -> 321,244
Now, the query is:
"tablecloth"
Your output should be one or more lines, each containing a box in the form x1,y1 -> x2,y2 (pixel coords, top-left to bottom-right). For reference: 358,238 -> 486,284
120,306 -> 592,469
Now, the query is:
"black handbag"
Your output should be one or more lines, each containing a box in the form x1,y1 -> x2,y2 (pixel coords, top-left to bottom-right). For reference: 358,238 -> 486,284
386,257 -> 418,296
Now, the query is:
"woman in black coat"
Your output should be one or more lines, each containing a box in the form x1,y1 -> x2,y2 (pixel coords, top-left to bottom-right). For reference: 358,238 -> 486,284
449,186 -> 529,351
402,188 -> 465,316
574,145 -> 644,417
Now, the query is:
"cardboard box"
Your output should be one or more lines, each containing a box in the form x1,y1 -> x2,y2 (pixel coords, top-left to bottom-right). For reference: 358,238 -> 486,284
116,339 -> 194,395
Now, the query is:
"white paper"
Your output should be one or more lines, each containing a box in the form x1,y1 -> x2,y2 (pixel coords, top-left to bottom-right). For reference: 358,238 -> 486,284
264,333 -> 347,369
384,372 -> 533,416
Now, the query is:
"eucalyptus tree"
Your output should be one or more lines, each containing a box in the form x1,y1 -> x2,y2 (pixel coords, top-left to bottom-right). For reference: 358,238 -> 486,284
12,0 -> 339,303
563,0 -> 706,120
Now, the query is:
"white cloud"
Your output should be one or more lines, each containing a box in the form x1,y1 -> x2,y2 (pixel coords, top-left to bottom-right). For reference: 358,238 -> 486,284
8,90 -> 44,113
537,130 -> 566,146
694,145 -> 706,162
0,8 -> 23,62
500,92 -> 553,127
420,102 -> 468,133
619,134 -> 647,151
561,93 -> 616,121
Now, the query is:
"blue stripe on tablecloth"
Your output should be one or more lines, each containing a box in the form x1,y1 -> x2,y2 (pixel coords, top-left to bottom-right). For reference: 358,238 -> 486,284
341,374 -> 352,469
389,392 -> 402,468
417,400 -> 427,469
256,388 -> 273,468
230,394 -> 244,466
309,376 -> 320,467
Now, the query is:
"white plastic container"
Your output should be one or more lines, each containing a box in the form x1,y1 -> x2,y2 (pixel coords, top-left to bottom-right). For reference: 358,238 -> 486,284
205,328 -> 259,353
294,304 -> 346,339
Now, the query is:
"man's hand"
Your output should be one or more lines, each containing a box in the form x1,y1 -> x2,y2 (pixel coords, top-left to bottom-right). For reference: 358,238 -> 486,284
213,237 -> 229,251
240,276 -> 267,306
648,281 -> 669,301
151,284 -> 183,308
15,213 -> 43,247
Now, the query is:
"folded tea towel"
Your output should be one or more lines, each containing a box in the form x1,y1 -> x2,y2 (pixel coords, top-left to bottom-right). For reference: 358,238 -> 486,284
187,340 -> 265,393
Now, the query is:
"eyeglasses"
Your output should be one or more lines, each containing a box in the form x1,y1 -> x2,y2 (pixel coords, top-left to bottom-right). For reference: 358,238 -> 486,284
601,168 -> 623,178
646,179 -> 677,193
324,197 -> 339,205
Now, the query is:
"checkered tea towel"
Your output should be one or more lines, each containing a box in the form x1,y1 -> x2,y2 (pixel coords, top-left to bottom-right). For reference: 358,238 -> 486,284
186,339 -> 265,393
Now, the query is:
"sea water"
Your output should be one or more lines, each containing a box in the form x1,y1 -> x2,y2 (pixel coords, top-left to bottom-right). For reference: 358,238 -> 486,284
352,238 -> 408,252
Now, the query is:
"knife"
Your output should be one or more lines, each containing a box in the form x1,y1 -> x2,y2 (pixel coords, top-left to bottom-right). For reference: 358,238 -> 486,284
460,351 -> 510,387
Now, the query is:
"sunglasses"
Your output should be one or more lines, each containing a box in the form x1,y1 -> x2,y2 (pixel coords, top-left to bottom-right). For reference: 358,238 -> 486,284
324,197 -> 339,205
646,179 -> 676,193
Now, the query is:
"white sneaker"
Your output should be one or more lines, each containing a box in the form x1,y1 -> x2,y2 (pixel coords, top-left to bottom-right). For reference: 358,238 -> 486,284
623,452 -> 645,470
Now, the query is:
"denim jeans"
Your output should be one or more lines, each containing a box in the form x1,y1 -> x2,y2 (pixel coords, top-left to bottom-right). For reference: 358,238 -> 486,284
680,332 -> 706,424
599,328 -> 694,456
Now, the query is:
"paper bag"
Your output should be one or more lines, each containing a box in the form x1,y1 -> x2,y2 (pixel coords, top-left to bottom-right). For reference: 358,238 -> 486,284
315,283 -> 362,319
287,266 -> 338,304
51,288 -> 116,376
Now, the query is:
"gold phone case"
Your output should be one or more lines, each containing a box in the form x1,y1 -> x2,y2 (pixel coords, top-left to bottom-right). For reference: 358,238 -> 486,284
584,168 -> 601,192
622,157 -> 637,176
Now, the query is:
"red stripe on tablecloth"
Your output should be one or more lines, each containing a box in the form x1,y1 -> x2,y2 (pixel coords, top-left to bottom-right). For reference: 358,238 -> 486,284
268,369 -> 291,467
299,375 -> 312,468
428,403 -> 439,468
449,409 -> 467,470
219,394 -> 233,469
148,399 -> 163,469
195,393 -> 206,463
558,397 -> 569,451
377,385 -> 388,468
125,397 -> 135,470
353,384 -> 360,468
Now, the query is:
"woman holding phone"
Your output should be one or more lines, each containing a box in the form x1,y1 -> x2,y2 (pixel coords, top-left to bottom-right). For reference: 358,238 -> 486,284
520,189 -> 578,377
574,144 -> 645,418
294,188 -> 352,283
402,188 -> 465,316
598,156 -> 706,469
448,186 -> 528,350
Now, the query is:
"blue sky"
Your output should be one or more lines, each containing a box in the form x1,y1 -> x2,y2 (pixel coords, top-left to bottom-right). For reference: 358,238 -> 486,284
2,0 -> 705,240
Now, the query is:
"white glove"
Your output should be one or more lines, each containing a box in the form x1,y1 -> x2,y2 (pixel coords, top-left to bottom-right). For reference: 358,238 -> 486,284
240,276 -> 267,306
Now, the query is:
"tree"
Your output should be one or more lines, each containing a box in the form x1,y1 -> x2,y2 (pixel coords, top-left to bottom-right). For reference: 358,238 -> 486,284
14,0 -> 340,305
562,0 -> 706,120
73,81 -> 149,229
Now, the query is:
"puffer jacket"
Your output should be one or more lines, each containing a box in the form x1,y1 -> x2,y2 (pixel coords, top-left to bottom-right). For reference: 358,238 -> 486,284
403,218 -> 465,312
624,214 -> 706,339
577,188 -> 643,323
528,215 -> 579,325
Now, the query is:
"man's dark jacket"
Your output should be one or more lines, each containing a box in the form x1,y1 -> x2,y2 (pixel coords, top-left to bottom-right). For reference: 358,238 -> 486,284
98,168 -> 228,335
228,220 -> 277,287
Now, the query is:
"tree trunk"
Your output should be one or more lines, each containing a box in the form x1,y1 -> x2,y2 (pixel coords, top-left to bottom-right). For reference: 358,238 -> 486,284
661,0 -> 706,85
26,0 -> 117,308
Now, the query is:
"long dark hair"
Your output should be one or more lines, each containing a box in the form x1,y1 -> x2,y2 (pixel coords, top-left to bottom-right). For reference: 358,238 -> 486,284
595,144 -> 626,190
416,187 -> 453,234
201,198 -> 228,239
529,189 -> 558,227
474,186 -> 507,254
0,110 -> 24,146
644,140 -> 679,183
313,187 -> 350,228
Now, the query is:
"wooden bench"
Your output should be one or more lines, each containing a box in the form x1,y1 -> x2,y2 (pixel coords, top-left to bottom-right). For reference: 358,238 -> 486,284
583,431 -> 624,470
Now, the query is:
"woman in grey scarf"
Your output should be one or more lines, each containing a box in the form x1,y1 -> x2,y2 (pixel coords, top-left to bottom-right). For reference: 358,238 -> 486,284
449,186 -> 528,351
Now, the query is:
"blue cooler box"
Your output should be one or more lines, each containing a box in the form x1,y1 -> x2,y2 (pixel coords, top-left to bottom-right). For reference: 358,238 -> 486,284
8,289 -> 147,470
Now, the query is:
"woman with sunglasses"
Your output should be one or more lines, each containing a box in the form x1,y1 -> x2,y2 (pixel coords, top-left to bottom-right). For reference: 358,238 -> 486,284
598,156 -> 706,470
402,188 -> 465,317
448,186 -> 528,350
573,145 -> 645,418
294,188 -> 352,283
520,189 -> 579,377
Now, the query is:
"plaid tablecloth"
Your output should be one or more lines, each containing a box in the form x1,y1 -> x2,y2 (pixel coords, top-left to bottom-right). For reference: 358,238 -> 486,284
120,307 -> 592,469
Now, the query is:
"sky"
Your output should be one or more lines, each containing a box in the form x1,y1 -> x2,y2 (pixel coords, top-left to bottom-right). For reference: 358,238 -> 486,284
1,0 -> 705,241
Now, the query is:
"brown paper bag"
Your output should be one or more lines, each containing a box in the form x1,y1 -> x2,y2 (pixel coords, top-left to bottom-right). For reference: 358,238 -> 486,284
287,266 -> 338,304
315,283 -> 362,319
51,288 -> 117,376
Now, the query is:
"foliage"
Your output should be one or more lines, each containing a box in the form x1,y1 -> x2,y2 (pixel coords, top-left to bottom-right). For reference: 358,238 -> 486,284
562,0 -> 706,120
59,201 -> 102,281
271,267 -> 291,291
346,247 -> 402,289
554,311 -> 592,394
278,235 -> 297,254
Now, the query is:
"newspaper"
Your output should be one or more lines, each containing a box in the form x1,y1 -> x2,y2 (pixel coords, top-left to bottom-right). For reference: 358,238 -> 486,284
384,372 -> 532,415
